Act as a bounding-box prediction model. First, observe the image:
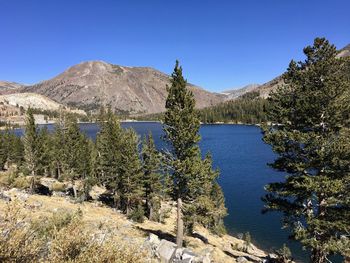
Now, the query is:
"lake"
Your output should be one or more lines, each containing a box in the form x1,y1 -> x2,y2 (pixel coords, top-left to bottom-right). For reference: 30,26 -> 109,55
18,122 -> 308,261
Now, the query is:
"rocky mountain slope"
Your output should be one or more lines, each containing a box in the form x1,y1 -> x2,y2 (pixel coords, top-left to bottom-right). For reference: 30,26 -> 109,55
221,84 -> 260,100
21,61 -> 224,114
336,43 -> 350,58
0,93 -> 85,114
0,81 -> 25,93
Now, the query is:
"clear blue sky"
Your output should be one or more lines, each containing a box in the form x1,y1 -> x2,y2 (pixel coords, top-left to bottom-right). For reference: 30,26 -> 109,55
1,0 -> 349,92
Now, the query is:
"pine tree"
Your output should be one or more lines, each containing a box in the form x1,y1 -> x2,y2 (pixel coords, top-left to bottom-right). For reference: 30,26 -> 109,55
1,129 -> 24,169
163,61 -> 227,246
38,127 -> 52,177
95,108 -> 123,192
263,38 -> 350,263
23,108 -> 40,192
0,132 -> 8,170
60,114 -> 91,198
141,133 -> 162,221
118,129 -> 144,220
52,118 -> 65,179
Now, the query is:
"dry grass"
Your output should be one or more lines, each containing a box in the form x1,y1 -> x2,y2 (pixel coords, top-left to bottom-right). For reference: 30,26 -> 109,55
0,201 -> 152,263
0,191 -> 267,263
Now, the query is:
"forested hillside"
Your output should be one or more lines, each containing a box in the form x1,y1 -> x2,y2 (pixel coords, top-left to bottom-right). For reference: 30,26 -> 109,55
199,91 -> 269,124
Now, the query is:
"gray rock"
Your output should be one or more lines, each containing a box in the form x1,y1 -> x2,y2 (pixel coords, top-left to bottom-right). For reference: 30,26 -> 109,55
40,177 -> 59,190
52,191 -> 66,197
148,233 -> 161,246
237,256 -> 248,263
156,239 -> 177,263
182,249 -> 197,262
0,192 -> 11,202
6,188 -> 29,202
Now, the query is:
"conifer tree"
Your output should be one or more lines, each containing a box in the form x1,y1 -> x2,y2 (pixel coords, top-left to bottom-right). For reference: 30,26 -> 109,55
95,108 -> 123,192
263,38 -> 350,263
52,119 -> 65,179
38,127 -> 52,177
61,114 -> 91,197
9,134 -> 24,168
163,61 -> 227,246
141,133 -> 162,221
1,129 -> 24,169
23,108 -> 40,192
0,132 -> 8,170
118,129 -> 144,219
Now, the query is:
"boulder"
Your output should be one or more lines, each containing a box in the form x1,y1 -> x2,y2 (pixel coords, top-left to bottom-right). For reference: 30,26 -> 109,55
156,239 -> 177,263
89,185 -> 107,200
237,256 -> 248,263
181,249 -> 197,262
148,233 -> 161,247
40,177 -> 59,190
6,188 -> 29,202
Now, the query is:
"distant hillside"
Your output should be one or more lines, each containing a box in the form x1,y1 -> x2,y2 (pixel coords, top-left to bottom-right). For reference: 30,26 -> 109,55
21,61 -> 224,114
0,93 -> 85,115
221,84 -> 260,100
0,81 -> 25,93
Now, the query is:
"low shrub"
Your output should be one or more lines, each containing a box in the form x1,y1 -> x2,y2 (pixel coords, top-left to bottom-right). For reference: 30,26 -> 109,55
128,205 -> 145,223
0,171 -> 15,187
11,176 -> 31,189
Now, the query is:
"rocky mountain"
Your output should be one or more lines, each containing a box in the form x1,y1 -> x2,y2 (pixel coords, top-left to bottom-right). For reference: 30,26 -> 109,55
21,61 -> 224,114
0,81 -> 25,93
221,84 -> 260,100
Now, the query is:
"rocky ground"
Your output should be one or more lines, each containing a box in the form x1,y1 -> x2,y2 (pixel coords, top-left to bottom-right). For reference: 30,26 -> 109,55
0,176 -> 278,263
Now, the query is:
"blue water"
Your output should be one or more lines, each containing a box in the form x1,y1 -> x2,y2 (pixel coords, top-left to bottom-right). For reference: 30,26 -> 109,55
17,122 -> 310,261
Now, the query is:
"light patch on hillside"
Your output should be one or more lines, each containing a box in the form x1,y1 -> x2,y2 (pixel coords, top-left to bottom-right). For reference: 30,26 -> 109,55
0,93 -> 85,115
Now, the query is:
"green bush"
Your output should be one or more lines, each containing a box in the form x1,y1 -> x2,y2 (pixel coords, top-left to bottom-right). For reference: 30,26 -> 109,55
128,205 -> 145,223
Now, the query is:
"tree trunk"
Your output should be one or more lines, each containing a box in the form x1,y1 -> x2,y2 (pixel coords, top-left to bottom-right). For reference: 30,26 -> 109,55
176,197 -> 184,248
149,203 -> 153,221
30,170 -> 35,194
311,248 -> 327,263
72,182 -> 77,199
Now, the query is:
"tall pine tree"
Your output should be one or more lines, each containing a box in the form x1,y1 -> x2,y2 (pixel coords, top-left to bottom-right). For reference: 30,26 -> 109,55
263,38 -> 350,263
118,129 -> 144,219
95,107 -> 123,192
163,61 -> 227,246
23,108 -> 40,192
141,133 -> 163,221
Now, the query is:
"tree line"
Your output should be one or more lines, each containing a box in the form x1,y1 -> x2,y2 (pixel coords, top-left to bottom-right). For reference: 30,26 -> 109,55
199,91 -> 269,124
0,61 -> 227,247
135,91 -> 269,125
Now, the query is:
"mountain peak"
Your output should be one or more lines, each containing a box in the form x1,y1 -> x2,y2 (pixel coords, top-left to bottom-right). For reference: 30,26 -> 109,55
21,62 -> 223,114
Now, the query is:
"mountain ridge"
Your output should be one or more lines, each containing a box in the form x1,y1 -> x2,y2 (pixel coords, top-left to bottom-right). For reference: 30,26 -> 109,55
18,61 -> 224,114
